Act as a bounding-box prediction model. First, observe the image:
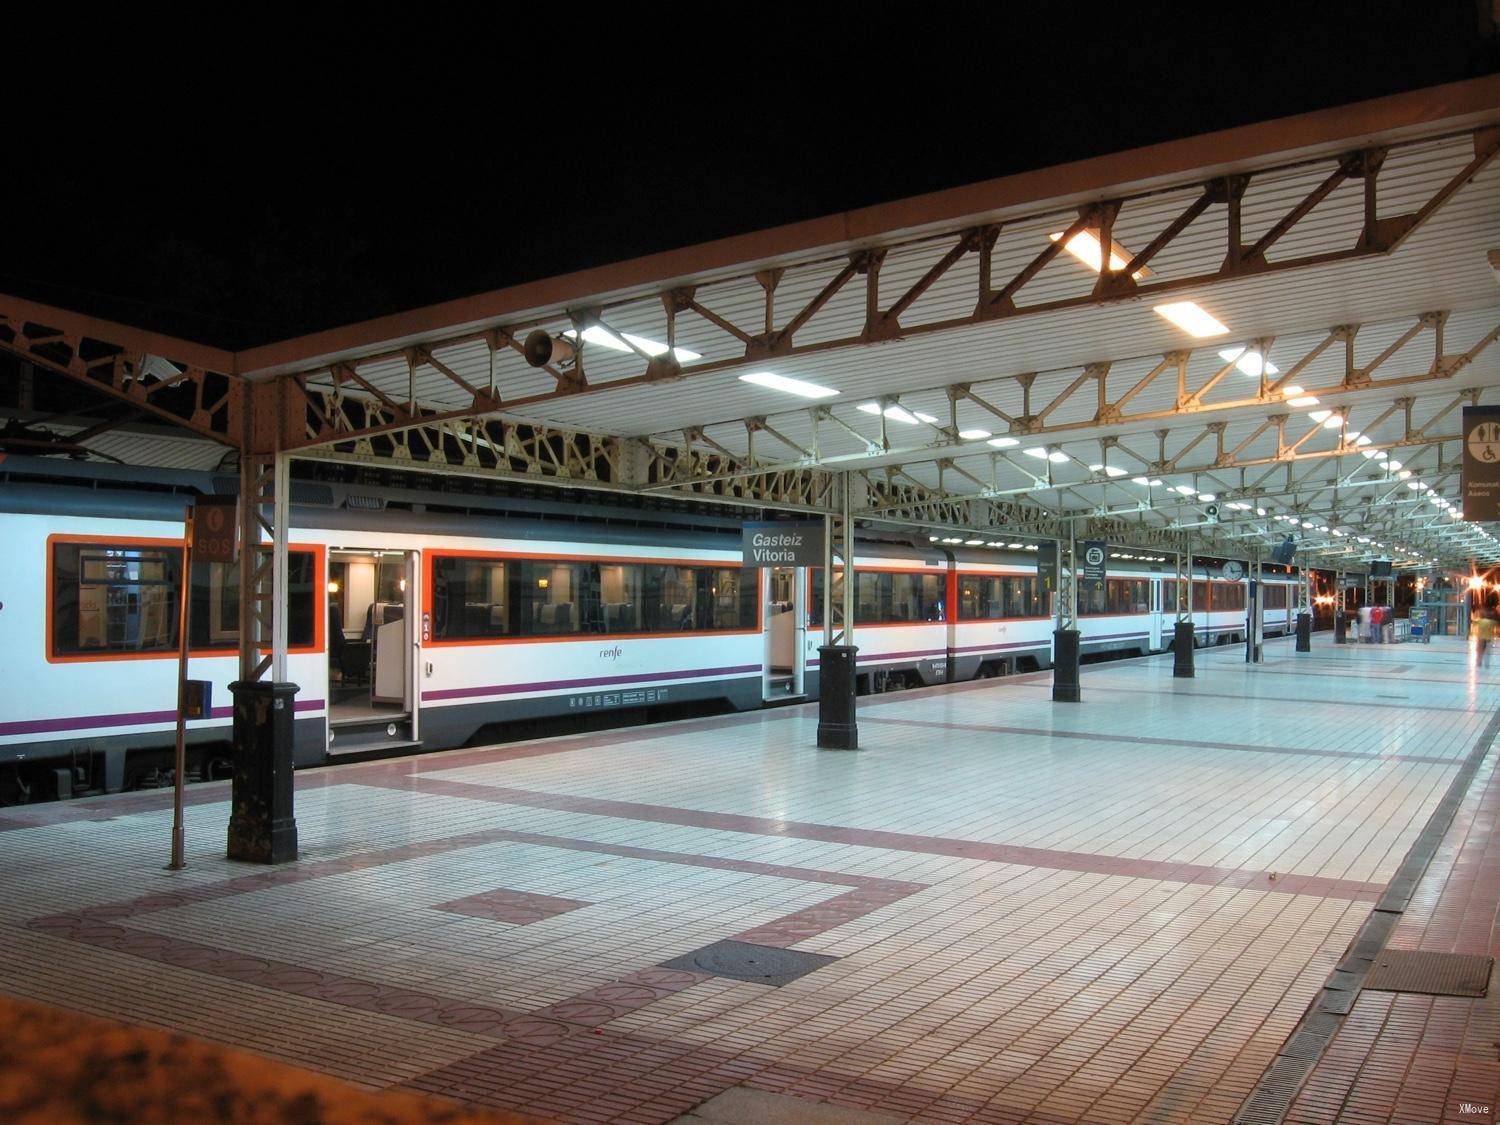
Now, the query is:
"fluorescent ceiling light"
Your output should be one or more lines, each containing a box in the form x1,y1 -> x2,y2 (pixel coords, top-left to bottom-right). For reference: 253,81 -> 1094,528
1007,542 -> 1023,549
1197,493 -> 1216,502
1385,460 -> 1402,471
1356,436 -> 1372,445
1218,347 -> 1280,377
1288,396 -> 1319,408
1308,409 -> 1332,423
1282,385 -> 1305,396
1322,416 -> 1343,429
1344,431 -> 1361,441
1399,470 -> 1412,479
1048,230 -> 1148,279
958,429 -> 992,440
1173,485 -> 1197,495
1362,449 -> 1382,459
1256,508 -> 1266,516
739,371 -> 838,399
1023,447 -> 1050,460
1406,480 -> 1421,489
965,539 -> 984,545
987,436 -> 1020,448
1025,544 -> 1039,550
1132,476 -> 1151,485
1104,465 -> 1128,477
1153,301 -> 1229,338
566,327 -> 701,362
858,402 -> 936,424
1048,451 -> 1069,463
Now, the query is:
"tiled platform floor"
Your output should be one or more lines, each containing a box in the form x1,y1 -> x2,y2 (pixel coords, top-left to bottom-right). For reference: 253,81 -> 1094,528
1,635 -> 1496,1123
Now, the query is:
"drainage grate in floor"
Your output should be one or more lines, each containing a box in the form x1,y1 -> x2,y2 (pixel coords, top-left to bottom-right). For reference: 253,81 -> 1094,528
1363,951 -> 1493,997
660,940 -> 838,987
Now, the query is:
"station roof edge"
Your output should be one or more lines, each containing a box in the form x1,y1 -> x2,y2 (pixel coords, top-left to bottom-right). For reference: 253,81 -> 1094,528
4,76 -> 1498,385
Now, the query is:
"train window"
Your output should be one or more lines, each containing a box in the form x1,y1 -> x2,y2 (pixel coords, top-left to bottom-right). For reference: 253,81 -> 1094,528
853,571 -> 944,624
956,574 -> 1042,620
1210,583 -> 1246,612
1079,582 -> 1108,616
432,557 -> 511,638
187,550 -> 317,649
958,575 -> 996,619
1079,578 -> 1150,615
814,570 -> 943,626
1165,579 -> 1210,610
53,543 -> 182,655
1004,576 -> 1041,617
432,555 -> 755,639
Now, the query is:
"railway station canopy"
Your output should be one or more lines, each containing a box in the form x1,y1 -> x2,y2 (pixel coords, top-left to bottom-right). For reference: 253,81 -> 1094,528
3,76 -> 1500,571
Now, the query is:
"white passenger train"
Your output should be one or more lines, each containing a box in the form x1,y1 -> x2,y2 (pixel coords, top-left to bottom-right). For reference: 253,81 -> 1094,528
0,457 -> 1299,800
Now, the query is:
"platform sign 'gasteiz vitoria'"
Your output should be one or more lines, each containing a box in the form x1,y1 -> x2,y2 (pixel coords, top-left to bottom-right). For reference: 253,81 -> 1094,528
742,521 -> 824,567
1462,406 -> 1500,522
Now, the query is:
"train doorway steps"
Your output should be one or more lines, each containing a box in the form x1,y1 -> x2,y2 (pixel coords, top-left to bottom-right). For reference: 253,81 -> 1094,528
326,713 -> 421,762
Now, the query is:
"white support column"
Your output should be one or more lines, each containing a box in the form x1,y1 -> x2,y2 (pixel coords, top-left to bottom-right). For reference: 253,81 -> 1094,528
822,511 -> 834,648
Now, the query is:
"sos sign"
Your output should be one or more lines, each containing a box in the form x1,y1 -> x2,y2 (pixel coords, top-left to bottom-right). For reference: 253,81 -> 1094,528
195,495 -> 238,564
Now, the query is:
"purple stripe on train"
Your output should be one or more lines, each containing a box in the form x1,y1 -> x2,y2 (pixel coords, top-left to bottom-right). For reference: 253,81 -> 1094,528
422,664 -> 763,704
1,699 -> 327,737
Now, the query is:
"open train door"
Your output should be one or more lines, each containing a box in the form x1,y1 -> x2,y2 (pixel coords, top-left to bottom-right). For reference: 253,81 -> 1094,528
326,548 -> 420,758
1148,579 -> 1164,651
762,565 -> 807,701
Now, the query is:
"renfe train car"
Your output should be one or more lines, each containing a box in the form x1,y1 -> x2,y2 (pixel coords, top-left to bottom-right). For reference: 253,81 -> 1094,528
0,458 -> 1298,802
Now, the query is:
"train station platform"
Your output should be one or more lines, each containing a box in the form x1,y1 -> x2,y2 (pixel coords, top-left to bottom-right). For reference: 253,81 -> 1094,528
1,636 -> 1496,1124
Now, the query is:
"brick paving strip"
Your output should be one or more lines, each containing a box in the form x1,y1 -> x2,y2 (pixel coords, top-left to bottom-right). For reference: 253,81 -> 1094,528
24,820 -> 927,1048
0,709 -> 811,833
1232,706 -> 1500,1124
354,773 -> 1387,902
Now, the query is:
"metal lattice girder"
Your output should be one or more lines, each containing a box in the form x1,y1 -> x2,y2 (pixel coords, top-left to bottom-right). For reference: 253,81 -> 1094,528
640,310 -> 1499,490
0,296 -> 240,444
269,125 -> 1499,438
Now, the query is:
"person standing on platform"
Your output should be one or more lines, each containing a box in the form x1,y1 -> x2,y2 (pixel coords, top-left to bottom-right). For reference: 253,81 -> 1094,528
1476,606 -> 1494,668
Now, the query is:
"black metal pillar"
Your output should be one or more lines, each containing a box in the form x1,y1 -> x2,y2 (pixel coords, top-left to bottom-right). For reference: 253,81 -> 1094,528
1052,629 -> 1081,702
226,680 -> 299,864
1334,607 -> 1348,644
816,645 -> 859,749
1173,621 -> 1196,677
1295,612 -> 1312,652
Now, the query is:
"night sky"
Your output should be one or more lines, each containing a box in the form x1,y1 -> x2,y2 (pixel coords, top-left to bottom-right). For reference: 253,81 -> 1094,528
4,3 -> 1495,351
